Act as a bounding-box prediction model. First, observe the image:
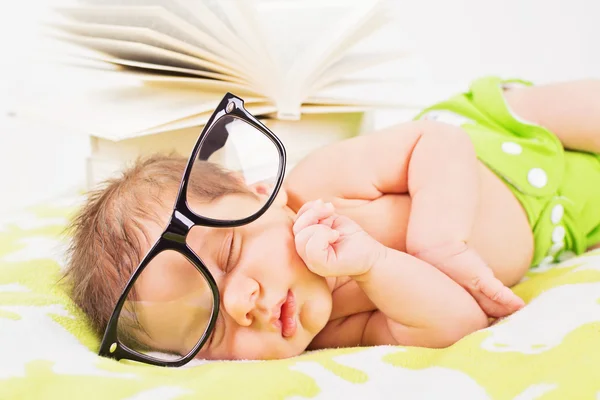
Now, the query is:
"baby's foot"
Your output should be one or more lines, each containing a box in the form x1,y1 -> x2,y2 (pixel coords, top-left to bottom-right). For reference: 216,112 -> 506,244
415,243 -> 525,318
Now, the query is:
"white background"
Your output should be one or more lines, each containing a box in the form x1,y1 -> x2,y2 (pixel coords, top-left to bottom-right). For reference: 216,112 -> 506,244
0,0 -> 599,218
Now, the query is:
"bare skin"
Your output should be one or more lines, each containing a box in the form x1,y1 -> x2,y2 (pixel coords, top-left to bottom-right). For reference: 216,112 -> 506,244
128,80 -> 600,359
289,161 -> 533,348
288,80 -> 600,348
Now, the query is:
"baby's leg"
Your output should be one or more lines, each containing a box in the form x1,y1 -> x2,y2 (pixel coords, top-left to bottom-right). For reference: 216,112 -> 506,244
461,163 -> 535,314
469,163 -> 536,287
420,163 -> 533,317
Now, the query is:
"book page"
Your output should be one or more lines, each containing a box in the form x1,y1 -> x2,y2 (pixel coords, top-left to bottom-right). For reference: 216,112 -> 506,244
293,2 -> 392,99
174,0 -> 259,66
139,103 -> 277,136
17,76 -> 265,140
47,19 -> 251,80
215,0 -> 270,65
73,51 -> 259,84
38,36 -> 125,71
251,0 -> 359,77
310,18 -> 418,86
50,31 -> 247,83
79,0 -> 257,65
129,75 -> 263,97
250,0 -> 382,118
48,54 -> 264,96
53,6 -> 244,65
48,21 -> 250,80
80,53 -> 237,79
216,0 -> 277,104
307,51 -> 407,92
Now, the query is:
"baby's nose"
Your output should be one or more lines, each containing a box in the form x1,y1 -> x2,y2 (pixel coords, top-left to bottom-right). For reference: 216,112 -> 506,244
223,276 -> 281,331
223,276 -> 261,327
226,292 -> 257,327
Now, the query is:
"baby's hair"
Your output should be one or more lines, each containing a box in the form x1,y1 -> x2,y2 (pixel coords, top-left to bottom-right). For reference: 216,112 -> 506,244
63,154 -> 250,347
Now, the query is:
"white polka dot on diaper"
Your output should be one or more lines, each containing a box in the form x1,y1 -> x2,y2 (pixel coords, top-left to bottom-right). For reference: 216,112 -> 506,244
539,256 -> 555,266
423,110 -> 474,126
501,142 -> 522,155
527,168 -> 548,188
558,251 -> 576,262
549,242 -> 564,256
551,204 -> 564,224
552,225 -> 566,243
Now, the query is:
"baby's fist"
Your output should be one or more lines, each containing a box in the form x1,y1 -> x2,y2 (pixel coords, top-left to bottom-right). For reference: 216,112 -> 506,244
293,200 -> 383,278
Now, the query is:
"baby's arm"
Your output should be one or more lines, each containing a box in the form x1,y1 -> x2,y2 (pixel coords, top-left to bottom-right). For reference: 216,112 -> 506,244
504,79 -> 600,153
404,121 -> 524,317
288,120 -> 524,317
294,200 -> 489,348
356,242 -> 489,347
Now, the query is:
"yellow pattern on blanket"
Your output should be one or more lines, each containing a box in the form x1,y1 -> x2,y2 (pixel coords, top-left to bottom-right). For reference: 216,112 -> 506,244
1,196 -> 600,400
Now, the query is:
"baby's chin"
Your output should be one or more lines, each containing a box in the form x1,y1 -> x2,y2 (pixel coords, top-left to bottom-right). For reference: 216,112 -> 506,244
261,347 -> 307,361
263,332 -> 317,361
223,343 -> 308,361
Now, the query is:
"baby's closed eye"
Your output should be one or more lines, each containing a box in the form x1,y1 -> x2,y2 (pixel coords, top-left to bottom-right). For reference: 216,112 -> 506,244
215,228 -> 240,274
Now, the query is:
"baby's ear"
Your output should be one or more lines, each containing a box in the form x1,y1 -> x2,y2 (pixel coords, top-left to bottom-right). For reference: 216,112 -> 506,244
248,181 -> 288,208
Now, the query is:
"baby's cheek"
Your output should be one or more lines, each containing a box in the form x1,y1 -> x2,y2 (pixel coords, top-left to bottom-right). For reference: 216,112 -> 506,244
227,331 -> 282,360
271,229 -> 303,270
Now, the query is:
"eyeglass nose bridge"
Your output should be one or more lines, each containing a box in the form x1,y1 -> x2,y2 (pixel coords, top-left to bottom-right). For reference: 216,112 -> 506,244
162,210 -> 195,243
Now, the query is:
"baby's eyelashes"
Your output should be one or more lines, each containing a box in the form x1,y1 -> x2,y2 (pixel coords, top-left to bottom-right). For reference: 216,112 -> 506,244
216,228 -> 241,275
224,230 -> 238,273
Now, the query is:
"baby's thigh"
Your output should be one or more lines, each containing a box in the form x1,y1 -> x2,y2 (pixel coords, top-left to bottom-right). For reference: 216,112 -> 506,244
470,163 -> 534,287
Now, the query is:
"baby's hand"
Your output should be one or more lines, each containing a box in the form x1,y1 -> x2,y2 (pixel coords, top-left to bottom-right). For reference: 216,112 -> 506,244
293,200 -> 383,278
415,243 -> 525,318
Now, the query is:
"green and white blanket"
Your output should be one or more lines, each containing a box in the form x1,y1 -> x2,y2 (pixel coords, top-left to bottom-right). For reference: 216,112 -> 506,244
1,196 -> 600,399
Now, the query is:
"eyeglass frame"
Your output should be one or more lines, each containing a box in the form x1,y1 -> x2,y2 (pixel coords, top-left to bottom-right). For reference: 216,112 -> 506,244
98,92 -> 287,367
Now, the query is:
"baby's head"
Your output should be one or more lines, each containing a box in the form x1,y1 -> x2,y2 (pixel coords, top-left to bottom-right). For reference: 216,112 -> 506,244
64,154 -> 332,361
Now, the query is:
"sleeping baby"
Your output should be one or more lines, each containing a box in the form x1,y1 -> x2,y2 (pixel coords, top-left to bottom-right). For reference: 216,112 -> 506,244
64,76 -> 600,365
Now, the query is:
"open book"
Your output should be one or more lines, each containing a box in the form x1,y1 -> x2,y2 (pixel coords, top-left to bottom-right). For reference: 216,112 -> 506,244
40,0 -> 417,132
23,0 -> 422,187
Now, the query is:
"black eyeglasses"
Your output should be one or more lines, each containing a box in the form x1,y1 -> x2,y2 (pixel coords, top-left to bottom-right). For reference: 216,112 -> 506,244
98,93 -> 286,367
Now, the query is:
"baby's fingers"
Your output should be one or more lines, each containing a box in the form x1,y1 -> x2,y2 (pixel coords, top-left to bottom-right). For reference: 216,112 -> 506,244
296,199 -> 322,218
475,277 -> 525,313
294,224 -> 340,276
293,201 -> 335,235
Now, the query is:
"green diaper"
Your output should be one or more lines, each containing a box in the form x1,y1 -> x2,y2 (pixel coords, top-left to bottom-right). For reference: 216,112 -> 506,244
415,76 -> 600,267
